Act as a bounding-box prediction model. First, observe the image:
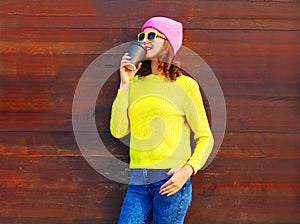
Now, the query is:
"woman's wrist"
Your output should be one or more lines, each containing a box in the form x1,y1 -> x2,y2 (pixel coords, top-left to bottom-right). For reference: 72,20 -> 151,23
184,164 -> 194,176
119,82 -> 129,91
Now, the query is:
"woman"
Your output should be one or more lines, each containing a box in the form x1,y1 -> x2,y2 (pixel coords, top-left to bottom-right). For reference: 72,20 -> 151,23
110,17 -> 214,224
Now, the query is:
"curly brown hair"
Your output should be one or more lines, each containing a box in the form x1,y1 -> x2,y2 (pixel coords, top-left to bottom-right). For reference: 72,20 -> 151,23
136,41 -> 182,81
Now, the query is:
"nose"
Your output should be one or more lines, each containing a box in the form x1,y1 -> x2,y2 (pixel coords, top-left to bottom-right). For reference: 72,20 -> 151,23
141,37 -> 149,44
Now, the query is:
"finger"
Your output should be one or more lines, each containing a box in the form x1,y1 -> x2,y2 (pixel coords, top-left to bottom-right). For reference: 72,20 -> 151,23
136,62 -> 142,70
120,61 -> 132,69
167,189 -> 179,197
121,58 -> 131,64
122,53 -> 131,59
160,180 -> 178,194
160,187 -> 177,195
120,61 -> 131,67
120,57 -> 131,67
122,55 -> 131,60
167,169 -> 173,176
160,184 -> 174,194
161,186 -> 179,196
160,182 -> 179,192
120,65 -> 129,71
160,179 -> 173,191
131,63 -> 142,73
121,53 -> 129,59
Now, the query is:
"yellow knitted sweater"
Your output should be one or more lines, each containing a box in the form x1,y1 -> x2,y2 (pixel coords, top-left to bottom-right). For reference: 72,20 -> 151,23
110,74 -> 214,174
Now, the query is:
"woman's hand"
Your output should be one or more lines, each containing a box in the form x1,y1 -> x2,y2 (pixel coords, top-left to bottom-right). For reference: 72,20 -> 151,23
159,164 -> 194,197
119,53 -> 141,90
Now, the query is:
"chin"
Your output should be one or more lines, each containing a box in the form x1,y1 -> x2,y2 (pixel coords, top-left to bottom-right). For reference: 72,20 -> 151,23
145,53 -> 157,60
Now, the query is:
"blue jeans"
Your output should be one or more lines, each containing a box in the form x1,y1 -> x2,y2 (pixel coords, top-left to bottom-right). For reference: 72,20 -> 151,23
118,169 -> 192,224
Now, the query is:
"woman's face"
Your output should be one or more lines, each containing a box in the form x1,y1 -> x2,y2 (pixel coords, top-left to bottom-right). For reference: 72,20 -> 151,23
142,28 -> 166,59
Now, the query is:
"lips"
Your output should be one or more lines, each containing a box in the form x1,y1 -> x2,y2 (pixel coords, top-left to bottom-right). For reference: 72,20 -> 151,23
145,45 -> 152,52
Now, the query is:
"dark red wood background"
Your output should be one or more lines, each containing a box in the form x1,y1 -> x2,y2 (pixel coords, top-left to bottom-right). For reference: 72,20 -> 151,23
1,0 -> 299,223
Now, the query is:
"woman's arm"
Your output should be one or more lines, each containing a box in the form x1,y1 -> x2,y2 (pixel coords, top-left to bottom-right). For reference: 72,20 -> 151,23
110,89 -> 130,138
183,79 -> 214,174
110,53 -> 141,138
160,78 -> 214,196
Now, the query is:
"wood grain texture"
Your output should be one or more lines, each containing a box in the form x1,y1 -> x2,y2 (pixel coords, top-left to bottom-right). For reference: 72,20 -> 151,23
1,0 -> 299,30
0,0 -> 299,223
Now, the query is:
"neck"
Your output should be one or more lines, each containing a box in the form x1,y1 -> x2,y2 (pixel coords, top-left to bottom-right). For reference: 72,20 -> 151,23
151,61 -> 162,76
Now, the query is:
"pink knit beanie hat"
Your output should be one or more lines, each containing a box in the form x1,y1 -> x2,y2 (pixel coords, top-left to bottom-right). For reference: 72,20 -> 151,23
142,17 -> 183,55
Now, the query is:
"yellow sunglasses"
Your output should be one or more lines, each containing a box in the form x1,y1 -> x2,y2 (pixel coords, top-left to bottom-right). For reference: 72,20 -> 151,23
137,31 -> 166,42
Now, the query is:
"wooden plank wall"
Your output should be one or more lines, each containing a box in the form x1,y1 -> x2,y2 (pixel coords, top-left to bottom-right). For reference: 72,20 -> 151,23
1,0 -> 299,223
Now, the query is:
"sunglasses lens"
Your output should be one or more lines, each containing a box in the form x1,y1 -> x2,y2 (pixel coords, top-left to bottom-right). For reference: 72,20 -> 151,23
147,32 -> 156,41
138,33 -> 145,41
